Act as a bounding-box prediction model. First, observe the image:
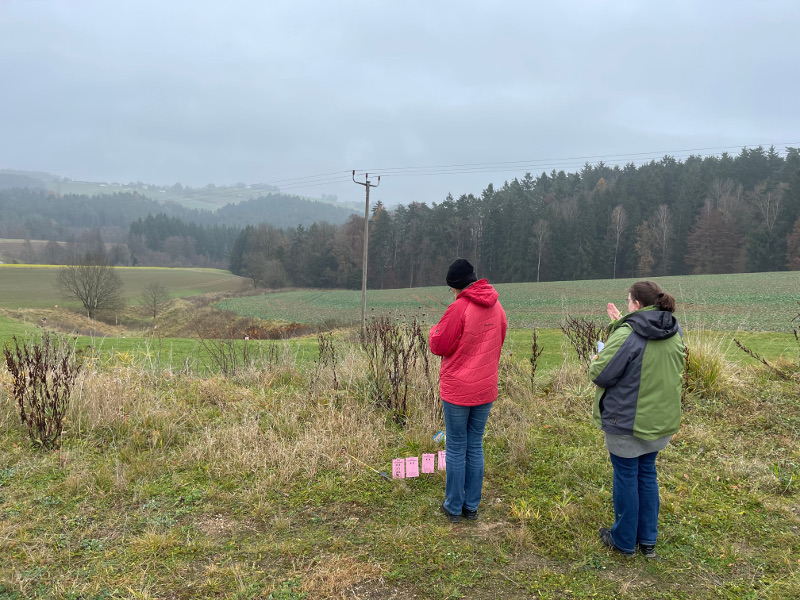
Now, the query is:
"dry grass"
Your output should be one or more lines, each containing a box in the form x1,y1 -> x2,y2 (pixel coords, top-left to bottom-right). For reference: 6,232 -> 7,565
294,553 -> 383,599
683,329 -> 743,400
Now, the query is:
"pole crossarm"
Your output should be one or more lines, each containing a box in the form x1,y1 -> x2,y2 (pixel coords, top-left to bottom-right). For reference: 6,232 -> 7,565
352,170 -> 381,188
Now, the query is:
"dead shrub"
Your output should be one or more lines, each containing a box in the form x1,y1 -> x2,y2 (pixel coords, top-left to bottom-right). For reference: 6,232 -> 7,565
3,333 -> 83,449
362,315 -> 436,424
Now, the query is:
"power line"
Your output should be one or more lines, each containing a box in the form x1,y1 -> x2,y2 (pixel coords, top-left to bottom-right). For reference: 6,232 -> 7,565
258,141 -> 799,191
258,169 -> 352,186
357,142 -> 800,179
355,142 -> 800,176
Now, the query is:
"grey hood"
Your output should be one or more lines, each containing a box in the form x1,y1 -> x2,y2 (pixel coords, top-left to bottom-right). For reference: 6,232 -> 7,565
620,307 -> 680,341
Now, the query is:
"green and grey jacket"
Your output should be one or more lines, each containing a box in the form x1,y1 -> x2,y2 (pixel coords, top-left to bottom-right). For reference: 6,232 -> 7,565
589,307 -> 685,440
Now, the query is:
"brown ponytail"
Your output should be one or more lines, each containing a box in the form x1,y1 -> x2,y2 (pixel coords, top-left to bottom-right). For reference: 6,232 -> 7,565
629,281 -> 677,313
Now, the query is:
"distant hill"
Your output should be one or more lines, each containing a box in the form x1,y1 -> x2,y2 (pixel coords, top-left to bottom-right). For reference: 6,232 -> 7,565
0,172 -> 46,190
0,188 -> 359,245
0,168 -> 361,212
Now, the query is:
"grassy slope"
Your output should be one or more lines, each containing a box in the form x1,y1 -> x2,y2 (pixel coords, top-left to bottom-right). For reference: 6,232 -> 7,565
0,265 -> 249,310
0,341 -> 798,598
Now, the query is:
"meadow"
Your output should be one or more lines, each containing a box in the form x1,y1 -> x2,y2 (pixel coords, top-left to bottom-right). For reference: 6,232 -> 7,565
0,269 -> 799,598
223,271 -> 800,332
0,265 -> 250,310
222,271 -> 800,371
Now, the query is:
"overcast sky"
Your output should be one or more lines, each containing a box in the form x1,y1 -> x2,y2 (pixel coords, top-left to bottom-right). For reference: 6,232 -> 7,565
2,0 -> 799,206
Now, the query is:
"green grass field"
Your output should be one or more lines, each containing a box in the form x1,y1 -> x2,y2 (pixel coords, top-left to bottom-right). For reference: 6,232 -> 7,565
1,269 -> 798,372
223,271 -> 800,332
0,265 -> 250,310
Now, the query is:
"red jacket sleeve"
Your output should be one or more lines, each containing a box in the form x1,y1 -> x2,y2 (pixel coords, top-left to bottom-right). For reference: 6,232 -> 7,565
429,298 -> 468,357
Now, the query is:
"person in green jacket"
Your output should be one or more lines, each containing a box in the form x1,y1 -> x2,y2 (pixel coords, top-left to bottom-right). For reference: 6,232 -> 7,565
589,281 -> 685,558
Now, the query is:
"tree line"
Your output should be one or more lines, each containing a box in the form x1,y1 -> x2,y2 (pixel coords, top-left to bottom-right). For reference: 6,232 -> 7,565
229,146 -> 800,288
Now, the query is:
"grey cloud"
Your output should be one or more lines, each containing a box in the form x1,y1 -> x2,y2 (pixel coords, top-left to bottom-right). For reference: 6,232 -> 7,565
1,0 -> 799,204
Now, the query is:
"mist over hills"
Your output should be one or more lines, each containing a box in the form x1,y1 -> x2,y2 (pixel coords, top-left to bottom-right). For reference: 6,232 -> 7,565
0,170 -> 359,242
0,169 -> 360,213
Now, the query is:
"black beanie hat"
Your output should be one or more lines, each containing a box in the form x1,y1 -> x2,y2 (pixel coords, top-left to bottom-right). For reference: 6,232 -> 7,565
446,258 -> 477,289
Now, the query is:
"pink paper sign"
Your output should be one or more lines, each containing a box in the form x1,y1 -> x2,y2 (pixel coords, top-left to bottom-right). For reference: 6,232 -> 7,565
405,457 -> 419,478
438,450 -> 446,470
392,458 -> 405,479
421,453 -> 435,474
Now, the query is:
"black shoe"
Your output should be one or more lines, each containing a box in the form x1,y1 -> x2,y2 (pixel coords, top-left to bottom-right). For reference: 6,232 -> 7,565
440,502 -> 461,523
637,542 -> 657,559
462,507 -> 478,520
599,527 -> 634,556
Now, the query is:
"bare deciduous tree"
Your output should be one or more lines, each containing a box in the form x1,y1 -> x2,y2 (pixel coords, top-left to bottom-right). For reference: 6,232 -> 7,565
141,282 -> 171,319
652,204 -> 673,275
749,182 -> 784,235
56,254 -> 124,319
608,205 -> 628,279
746,182 -> 786,270
532,219 -> 550,283
634,221 -> 657,277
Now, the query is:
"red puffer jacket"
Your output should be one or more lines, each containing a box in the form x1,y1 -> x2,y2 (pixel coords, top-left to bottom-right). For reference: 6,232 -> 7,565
429,279 -> 507,406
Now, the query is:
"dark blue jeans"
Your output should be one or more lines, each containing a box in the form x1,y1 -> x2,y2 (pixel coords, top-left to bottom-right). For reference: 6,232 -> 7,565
442,400 -> 493,516
608,451 -> 659,553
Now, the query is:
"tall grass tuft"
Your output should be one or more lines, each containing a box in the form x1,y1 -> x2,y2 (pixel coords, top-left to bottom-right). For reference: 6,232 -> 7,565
683,331 -> 740,401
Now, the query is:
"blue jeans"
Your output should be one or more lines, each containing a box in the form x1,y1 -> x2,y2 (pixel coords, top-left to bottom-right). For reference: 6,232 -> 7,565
442,400 -> 493,515
608,452 -> 659,553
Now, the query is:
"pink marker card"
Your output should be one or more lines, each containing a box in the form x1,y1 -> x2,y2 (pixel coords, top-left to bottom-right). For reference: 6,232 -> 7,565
438,450 -> 446,470
392,458 -> 405,479
405,457 -> 419,478
421,453 -> 435,474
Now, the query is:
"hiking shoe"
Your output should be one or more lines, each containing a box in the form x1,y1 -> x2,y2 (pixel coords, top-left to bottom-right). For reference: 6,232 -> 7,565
637,542 -> 657,559
462,507 -> 478,520
599,527 -> 634,556
440,502 -> 461,523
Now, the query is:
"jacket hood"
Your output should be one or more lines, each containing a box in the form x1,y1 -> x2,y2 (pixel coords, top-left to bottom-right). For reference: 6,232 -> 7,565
458,279 -> 498,307
617,306 -> 680,340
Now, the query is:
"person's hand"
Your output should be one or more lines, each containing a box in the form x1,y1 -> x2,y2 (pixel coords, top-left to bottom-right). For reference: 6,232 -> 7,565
607,302 -> 621,320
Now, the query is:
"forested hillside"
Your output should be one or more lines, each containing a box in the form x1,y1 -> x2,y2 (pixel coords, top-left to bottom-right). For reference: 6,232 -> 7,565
0,189 -> 358,267
0,189 -> 357,244
230,146 -> 800,288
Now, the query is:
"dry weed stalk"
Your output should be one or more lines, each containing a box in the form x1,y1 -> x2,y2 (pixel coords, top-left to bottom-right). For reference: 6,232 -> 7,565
733,338 -> 794,381
792,301 -> 800,377
312,331 -> 339,393
559,315 -> 607,369
530,327 -> 544,385
3,333 -> 83,449
363,315 -> 436,424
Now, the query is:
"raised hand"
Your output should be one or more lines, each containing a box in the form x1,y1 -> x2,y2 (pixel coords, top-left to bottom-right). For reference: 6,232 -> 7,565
607,302 -> 621,320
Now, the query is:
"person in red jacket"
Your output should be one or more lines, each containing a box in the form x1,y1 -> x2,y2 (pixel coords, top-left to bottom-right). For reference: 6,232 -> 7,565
429,258 -> 507,523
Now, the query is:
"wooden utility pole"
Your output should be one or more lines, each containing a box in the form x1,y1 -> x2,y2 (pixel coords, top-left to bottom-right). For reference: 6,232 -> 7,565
353,170 -> 380,342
